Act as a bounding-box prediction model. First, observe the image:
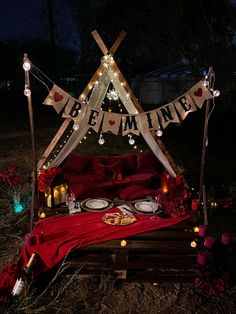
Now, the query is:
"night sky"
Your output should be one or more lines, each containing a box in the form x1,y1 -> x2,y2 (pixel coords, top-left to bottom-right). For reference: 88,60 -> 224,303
0,0 -> 80,52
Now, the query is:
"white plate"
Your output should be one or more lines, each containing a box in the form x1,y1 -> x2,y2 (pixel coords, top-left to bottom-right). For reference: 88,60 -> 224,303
85,199 -> 109,209
134,200 -> 158,213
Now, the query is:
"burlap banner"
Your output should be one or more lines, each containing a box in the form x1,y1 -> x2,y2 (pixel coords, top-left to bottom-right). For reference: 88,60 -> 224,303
43,79 -> 213,135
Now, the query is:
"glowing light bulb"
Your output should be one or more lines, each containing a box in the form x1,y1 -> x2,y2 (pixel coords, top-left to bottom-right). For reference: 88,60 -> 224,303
129,138 -> 135,145
213,90 -> 220,97
194,226 -> 200,233
24,88 -> 31,97
203,79 -> 209,87
156,128 -> 163,137
98,133 -> 105,145
73,123 -> 79,131
23,61 -> 31,71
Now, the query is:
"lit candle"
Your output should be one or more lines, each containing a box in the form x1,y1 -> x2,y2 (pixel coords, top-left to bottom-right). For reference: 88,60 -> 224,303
162,184 -> 168,193
120,240 -> 127,247
198,225 -> 207,237
191,199 -> 199,211
39,212 -> 46,219
60,185 -> 67,203
47,194 -> 52,207
53,188 -> 60,206
221,232 -> 232,246
190,240 -> 197,248
197,251 -> 208,265
204,235 -> 215,249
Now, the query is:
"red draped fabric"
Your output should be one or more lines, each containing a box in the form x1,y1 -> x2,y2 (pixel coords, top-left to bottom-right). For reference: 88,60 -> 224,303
0,209 -> 190,301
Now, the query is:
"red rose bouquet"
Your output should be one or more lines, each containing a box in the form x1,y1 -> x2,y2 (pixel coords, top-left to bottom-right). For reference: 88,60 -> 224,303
37,167 -> 62,192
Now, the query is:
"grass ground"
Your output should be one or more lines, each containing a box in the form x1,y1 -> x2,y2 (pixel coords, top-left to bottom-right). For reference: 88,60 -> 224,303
0,100 -> 236,313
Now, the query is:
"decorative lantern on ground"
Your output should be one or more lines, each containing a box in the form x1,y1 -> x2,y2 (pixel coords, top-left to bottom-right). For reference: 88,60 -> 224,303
45,178 -> 68,208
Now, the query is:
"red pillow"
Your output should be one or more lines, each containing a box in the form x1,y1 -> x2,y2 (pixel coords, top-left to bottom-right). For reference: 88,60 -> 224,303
92,163 -> 106,179
62,153 -> 91,174
119,184 -> 157,201
105,160 -> 123,181
136,153 -> 162,173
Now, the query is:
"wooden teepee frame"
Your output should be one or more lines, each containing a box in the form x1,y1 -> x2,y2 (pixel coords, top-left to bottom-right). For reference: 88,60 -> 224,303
37,30 -> 182,178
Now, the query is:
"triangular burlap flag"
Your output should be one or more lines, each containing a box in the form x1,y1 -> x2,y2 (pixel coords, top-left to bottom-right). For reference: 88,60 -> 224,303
85,108 -> 104,133
43,85 -> 70,114
121,114 -> 140,136
102,111 -> 121,135
189,80 -> 213,109
174,93 -> 197,120
138,110 -> 161,133
157,102 -> 180,129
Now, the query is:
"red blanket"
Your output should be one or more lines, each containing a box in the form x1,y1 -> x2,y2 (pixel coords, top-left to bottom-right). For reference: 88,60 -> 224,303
0,209 -> 190,301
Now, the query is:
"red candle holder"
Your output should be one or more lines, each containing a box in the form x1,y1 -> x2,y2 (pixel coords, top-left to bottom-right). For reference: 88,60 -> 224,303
191,199 -> 199,212
221,232 -> 232,246
198,225 -> 207,237
35,232 -> 44,245
197,250 -> 208,265
204,235 -> 215,249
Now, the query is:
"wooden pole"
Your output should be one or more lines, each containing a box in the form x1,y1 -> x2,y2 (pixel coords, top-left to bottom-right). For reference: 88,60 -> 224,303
23,53 -> 38,231
199,66 -> 214,206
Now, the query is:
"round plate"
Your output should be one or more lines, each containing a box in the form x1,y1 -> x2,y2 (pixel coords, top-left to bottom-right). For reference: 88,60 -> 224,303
102,212 -> 137,225
81,198 -> 113,212
85,199 -> 109,209
132,199 -> 161,215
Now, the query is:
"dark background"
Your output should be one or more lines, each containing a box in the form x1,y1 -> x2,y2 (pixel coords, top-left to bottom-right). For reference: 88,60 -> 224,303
0,0 -> 235,192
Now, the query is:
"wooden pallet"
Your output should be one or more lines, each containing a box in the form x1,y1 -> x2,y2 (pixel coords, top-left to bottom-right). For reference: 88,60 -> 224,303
63,217 -> 201,283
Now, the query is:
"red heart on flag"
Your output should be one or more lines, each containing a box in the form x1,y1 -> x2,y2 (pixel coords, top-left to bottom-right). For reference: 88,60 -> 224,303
194,88 -> 203,97
109,120 -> 115,126
54,92 -> 63,102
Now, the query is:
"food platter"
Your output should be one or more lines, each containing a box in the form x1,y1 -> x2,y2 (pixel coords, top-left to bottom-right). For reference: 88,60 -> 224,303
131,199 -> 162,215
102,212 -> 137,225
81,198 -> 113,212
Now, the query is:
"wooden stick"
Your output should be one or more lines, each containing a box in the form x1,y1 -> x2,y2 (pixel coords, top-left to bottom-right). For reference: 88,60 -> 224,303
91,30 -> 108,55
203,185 -> 208,226
199,66 -> 214,203
109,30 -> 127,55
92,30 -> 127,56
37,119 -> 71,170
23,53 -> 38,231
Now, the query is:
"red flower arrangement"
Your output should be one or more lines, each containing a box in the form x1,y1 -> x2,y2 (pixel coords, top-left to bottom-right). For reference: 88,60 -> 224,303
0,166 -> 22,186
38,167 -> 62,192
195,270 -> 230,296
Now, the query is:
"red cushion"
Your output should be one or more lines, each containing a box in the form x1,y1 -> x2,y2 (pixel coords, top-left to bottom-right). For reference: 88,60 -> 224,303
105,159 -> 123,180
136,153 -> 162,174
119,185 -> 158,201
91,163 -> 106,179
62,154 -> 92,174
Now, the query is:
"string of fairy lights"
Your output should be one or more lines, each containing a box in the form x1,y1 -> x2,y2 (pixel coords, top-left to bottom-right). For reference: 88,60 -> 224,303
23,55 -> 220,170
